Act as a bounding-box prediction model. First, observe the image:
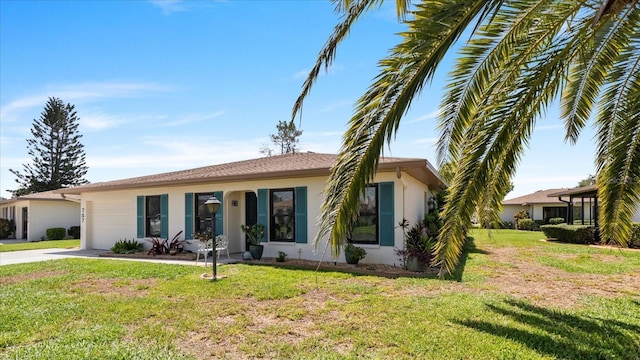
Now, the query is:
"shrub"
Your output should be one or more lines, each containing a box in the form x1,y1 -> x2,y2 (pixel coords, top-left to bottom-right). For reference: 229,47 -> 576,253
629,223 -> 640,248
68,226 -> 80,239
549,218 -> 565,225
111,238 -> 144,254
0,219 -> 16,238
532,220 -> 544,231
540,224 -> 595,244
514,210 -> 529,229
46,227 -> 66,240
517,218 -> 535,231
344,243 -> 366,264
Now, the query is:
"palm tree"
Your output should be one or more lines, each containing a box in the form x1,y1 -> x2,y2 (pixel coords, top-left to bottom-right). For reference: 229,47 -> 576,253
292,0 -> 639,275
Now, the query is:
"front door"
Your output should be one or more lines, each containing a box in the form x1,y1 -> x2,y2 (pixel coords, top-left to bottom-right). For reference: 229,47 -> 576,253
245,192 -> 257,251
21,207 -> 28,240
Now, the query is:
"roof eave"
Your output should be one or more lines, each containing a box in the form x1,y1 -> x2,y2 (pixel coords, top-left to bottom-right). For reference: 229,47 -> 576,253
56,158 -> 445,195
56,167 -> 332,194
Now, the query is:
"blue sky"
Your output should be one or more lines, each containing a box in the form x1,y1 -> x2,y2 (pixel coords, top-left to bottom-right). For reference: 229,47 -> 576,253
0,0 -> 596,200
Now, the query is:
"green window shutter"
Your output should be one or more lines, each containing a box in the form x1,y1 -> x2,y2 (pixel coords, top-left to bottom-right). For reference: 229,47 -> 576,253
379,182 -> 395,246
184,193 -> 193,239
295,187 -> 307,243
160,194 -> 169,238
257,189 -> 268,242
137,196 -> 144,238
213,191 -> 224,236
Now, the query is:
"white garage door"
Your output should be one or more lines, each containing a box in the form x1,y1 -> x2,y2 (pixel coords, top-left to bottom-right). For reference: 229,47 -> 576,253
87,201 -> 132,250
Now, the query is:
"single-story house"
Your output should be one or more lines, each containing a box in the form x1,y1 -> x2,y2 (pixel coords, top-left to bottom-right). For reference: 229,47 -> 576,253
500,188 -> 591,225
501,185 -> 640,225
0,190 -> 81,241
56,152 -> 446,265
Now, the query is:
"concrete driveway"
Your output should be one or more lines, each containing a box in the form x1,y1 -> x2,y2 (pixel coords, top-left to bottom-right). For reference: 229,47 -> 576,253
0,248 -> 106,266
0,247 -> 231,267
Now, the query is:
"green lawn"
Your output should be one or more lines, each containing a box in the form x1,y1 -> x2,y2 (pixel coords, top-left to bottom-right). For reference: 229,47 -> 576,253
0,239 -> 80,252
1,230 -> 638,359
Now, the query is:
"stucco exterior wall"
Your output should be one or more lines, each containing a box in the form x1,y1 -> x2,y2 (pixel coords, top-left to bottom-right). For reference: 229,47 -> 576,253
499,205 -> 530,225
2,200 -> 79,241
28,200 -> 80,241
79,170 -> 432,266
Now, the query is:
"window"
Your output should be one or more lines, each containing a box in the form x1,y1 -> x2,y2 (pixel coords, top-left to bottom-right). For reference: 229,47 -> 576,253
270,188 -> 295,242
195,193 -> 214,233
350,184 -> 378,244
146,195 -> 161,237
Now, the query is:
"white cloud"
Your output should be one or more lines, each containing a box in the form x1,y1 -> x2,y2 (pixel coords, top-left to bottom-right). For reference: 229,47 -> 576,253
0,136 -> 16,146
536,124 -> 564,131
0,81 -> 172,123
0,155 -> 29,169
81,112 -> 127,131
406,109 -> 440,124
149,0 -> 227,15
158,111 -> 225,127
318,100 -> 351,113
413,137 -> 437,145
292,70 -> 308,80
149,0 -> 188,15
87,136 -> 261,171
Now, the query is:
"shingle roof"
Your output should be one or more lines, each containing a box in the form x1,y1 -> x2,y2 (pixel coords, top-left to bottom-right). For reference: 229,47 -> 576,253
57,152 -> 445,194
502,188 -> 569,205
0,190 -> 73,205
548,184 -> 597,197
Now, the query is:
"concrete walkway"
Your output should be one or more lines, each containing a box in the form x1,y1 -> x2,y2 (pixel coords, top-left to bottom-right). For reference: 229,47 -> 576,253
0,247 -> 241,267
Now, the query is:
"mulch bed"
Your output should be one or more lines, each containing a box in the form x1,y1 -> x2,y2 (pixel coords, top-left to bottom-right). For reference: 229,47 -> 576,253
243,257 -> 438,278
99,251 -> 436,278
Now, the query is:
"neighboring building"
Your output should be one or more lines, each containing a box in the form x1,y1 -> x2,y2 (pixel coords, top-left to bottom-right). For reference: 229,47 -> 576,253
0,190 -> 81,241
56,152 -> 446,265
502,185 -> 640,227
501,188 -> 578,225
501,186 -> 602,225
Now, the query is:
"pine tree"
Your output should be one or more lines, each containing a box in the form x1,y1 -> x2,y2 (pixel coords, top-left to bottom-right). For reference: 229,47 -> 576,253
261,120 -> 303,156
9,97 -> 89,196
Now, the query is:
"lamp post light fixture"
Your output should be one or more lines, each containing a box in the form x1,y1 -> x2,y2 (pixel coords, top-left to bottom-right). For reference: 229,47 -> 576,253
205,196 -> 221,281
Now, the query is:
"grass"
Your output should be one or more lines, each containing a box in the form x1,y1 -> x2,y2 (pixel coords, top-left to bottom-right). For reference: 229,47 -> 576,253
0,239 -> 80,252
1,230 -> 639,359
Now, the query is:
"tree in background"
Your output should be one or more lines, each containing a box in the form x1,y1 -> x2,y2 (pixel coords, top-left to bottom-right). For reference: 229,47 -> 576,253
261,120 -> 303,156
10,97 -> 88,196
293,0 -> 638,275
578,174 -> 597,187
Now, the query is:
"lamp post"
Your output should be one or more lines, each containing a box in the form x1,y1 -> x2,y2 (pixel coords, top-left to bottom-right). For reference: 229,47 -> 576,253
205,196 -> 221,281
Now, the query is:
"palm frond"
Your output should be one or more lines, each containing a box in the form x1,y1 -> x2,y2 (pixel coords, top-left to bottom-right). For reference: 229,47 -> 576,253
435,0 -> 591,274
315,0 -> 500,257
561,1 -> 635,145
291,0 -> 384,123
595,6 -> 640,246
437,0 -> 574,165
334,0 -> 412,18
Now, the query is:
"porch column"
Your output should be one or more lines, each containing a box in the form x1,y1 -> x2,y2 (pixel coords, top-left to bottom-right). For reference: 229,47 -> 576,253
568,195 -> 574,225
593,196 -> 600,242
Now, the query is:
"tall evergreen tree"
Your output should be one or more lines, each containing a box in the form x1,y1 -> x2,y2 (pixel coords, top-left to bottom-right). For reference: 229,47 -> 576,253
10,97 -> 89,196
